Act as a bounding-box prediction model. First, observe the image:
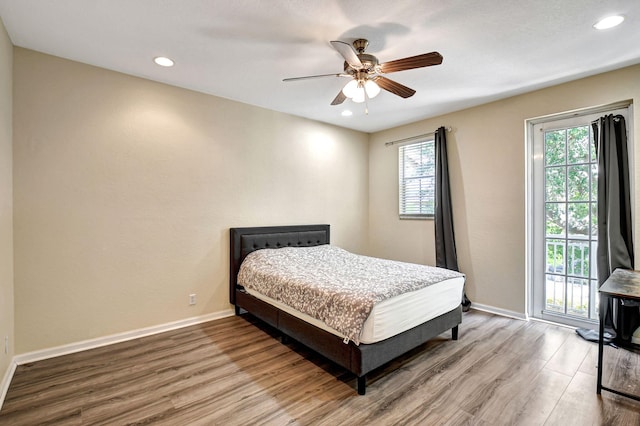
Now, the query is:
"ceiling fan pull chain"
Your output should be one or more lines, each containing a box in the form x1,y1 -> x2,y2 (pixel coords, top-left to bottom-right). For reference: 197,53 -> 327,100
364,89 -> 369,115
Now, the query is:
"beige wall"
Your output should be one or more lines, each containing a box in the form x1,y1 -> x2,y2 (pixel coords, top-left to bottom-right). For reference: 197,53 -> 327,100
0,18 -> 13,384
13,48 -> 369,353
9,43 -> 640,354
369,64 -> 640,315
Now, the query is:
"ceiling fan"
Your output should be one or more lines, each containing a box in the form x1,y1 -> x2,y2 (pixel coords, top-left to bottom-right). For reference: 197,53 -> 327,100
283,38 -> 443,106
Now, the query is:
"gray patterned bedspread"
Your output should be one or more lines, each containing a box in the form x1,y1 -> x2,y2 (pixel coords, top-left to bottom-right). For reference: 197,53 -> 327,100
237,245 -> 464,345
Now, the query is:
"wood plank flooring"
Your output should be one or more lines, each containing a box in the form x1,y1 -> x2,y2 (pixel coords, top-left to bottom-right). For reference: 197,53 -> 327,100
1,310 -> 639,425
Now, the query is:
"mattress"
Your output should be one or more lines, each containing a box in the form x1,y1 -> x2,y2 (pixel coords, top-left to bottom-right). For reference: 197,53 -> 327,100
245,275 -> 464,344
238,245 -> 465,344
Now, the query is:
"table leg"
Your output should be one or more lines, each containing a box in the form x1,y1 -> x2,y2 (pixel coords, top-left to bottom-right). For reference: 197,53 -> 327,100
596,294 -> 608,395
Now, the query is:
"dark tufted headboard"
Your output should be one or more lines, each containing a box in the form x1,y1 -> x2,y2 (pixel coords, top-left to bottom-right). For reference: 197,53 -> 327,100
229,225 -> 330,304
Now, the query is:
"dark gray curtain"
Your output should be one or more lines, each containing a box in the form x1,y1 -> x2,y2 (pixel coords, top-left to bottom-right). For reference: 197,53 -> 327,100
434,126 -> 471,311
592,114 -> 638,344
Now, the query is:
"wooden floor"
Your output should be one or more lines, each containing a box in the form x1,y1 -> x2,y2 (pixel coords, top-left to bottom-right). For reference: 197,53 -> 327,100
1,310 -> 639,425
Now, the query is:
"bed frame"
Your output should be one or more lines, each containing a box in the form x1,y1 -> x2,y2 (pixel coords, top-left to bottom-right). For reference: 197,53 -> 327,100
229,224 -> 461,395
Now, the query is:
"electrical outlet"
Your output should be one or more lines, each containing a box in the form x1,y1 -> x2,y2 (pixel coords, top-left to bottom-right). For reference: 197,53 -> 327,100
189,294 -> 197,305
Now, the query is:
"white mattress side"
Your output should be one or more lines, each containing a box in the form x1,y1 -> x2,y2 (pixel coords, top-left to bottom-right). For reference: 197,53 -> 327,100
243,276 -> 464,344
359,277 -> 464,343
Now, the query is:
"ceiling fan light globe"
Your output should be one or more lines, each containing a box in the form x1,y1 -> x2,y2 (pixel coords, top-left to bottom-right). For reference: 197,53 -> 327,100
352,88 -> 366,103
364,80 -> 381,98
342,80 -> 359,98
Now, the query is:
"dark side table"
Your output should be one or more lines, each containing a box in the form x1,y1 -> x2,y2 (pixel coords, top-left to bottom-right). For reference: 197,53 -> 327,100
597,268 -> 640,401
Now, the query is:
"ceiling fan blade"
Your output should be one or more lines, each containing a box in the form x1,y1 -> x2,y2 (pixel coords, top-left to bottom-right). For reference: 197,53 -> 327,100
330,89 -> 347,105
379,52 -> 443,74
330,40 -> 363,69
374,76 -> 416,98
283,73 -> 350,82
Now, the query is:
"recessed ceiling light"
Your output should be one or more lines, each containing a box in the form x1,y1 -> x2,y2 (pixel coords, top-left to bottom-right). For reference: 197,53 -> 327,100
341,110 -> 353,117
594,15 -> 624,30
154,56 -> 175,67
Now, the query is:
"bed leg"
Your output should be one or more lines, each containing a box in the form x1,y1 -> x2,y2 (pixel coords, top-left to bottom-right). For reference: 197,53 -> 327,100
234,305 -> 241,316
452,325 -> 459,340
357,376 -> 366,395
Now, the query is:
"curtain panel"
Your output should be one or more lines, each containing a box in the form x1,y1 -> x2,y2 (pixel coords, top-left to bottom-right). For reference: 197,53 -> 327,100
592,114 -> 638,344
434,126 -> 471,310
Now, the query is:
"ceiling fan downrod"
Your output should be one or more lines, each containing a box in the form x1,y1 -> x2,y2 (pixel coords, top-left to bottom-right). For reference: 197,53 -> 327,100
352,38 -> 369,54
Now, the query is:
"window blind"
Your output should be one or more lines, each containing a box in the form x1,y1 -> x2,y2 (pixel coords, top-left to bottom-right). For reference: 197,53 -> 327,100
399,139 -> 435,218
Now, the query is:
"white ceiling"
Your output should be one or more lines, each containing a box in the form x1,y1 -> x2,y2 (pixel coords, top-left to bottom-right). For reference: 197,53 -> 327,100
1,0 -> 639,133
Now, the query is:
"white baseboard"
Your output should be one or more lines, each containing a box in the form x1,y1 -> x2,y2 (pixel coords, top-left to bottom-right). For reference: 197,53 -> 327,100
470,302 -> 527,321
14,309 -> 235,366
0,359 -> 17,412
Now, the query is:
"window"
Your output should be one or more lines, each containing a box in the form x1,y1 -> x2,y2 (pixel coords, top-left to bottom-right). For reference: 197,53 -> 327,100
399,139 -> 435,218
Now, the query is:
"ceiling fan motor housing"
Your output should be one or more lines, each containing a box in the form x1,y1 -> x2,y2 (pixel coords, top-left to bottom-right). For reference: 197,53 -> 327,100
343,53 -> 379,75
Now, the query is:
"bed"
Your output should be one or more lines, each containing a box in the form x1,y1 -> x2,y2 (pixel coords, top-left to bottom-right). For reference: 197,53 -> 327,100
229,224 -> 464,395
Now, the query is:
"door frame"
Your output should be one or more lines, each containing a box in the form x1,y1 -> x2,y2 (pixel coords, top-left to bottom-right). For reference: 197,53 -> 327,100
525,100 -> 633,327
